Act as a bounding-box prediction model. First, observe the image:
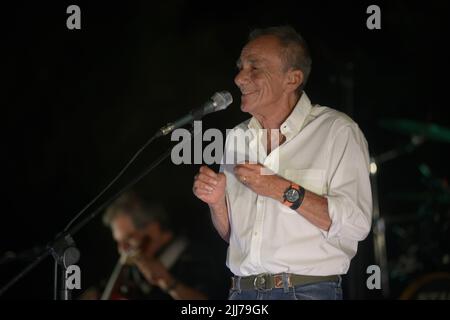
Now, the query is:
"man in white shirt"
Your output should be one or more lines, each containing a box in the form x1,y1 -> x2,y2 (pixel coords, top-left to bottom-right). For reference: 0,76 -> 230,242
193,26 -> 372,300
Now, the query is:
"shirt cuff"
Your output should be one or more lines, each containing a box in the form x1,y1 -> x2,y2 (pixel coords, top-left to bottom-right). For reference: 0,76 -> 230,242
322,195 -> 371,241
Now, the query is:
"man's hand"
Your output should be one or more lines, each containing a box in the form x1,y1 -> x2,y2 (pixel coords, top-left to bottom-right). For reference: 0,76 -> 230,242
193,166 -> 226,206
193,166 -> 230,242
234,162 -> 290,202
133,256 -> 175,290
134,255 -> 207,300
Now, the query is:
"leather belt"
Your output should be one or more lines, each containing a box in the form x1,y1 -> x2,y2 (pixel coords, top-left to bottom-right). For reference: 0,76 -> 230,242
231,273 -> 340,291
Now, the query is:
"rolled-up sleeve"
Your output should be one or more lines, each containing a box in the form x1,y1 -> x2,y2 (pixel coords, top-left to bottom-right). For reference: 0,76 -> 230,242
323,124 -> 372,241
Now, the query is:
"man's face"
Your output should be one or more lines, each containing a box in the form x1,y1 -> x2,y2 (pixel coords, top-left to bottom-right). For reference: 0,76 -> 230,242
111,213 -> 144,254
234,35 -> 290,114
111,213 -> 162,257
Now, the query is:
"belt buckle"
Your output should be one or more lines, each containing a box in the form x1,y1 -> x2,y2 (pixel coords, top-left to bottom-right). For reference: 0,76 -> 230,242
253,274 -> 268,291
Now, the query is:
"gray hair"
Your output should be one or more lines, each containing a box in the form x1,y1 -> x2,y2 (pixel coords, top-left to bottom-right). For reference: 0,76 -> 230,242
103,192 -> 170,230
249,25 -> 312,92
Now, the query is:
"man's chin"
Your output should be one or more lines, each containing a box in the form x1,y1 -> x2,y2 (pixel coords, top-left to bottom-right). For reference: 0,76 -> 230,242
240,94 -> 258,113
240,103 -> 252,113
240,101 -> 256,113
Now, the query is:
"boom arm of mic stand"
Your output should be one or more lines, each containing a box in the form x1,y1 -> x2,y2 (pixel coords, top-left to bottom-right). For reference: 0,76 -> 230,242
374,136 -> 425,165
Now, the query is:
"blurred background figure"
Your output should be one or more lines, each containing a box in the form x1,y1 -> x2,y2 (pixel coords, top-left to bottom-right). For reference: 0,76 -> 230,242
80,191 -> 228,300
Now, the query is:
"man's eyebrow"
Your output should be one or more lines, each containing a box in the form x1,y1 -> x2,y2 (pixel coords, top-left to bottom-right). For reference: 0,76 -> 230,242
236,56 -> 265,68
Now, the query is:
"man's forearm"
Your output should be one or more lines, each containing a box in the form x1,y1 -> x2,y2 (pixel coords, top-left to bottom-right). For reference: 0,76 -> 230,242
269,177 -> 331,231
167,282 -> 207,300
135,260 -> 208,300
296,190 -> 331,231
209,197 -> 230,242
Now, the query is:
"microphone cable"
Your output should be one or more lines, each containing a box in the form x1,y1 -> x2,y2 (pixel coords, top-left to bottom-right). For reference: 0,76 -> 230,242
63,130 -> 160,232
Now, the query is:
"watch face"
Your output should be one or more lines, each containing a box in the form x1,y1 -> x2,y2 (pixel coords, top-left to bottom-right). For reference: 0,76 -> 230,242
285,188 -> 300,202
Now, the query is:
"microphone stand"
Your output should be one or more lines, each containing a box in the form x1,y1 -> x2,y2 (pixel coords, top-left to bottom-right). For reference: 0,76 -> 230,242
0,128 -> 190,299
0,246 -> 45,265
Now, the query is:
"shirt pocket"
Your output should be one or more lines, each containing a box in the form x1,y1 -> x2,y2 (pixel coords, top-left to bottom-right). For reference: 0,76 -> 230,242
283,169 -> 327,196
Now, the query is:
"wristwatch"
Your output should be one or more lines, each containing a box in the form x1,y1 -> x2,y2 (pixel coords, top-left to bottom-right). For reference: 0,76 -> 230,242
282,183 -> 305,210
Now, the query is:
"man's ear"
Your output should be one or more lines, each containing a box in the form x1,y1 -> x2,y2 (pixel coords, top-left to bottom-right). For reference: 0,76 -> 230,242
286,69 -> 303,93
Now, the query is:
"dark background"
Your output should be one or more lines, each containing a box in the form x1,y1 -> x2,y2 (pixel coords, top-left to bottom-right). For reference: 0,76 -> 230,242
2,0 -> 449,299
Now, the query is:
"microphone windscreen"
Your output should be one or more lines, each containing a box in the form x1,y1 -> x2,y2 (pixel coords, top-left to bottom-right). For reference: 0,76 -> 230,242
211,91 -> 233,112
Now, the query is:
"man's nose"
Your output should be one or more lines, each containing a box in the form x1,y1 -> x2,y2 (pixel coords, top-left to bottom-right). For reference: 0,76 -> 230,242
234,69 -> 249,88
118,242 -> 130,253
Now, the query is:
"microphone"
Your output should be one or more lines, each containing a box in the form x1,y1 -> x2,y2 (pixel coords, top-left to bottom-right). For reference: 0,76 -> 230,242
157,91 -> 233,137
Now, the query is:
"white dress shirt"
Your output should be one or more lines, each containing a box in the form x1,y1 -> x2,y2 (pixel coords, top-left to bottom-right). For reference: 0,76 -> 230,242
220,92 -> 372,277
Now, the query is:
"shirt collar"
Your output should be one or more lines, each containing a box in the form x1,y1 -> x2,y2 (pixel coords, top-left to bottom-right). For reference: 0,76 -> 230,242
247,92 -> 313,141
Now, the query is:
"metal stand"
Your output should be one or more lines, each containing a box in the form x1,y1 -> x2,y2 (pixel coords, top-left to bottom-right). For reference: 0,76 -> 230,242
370,158 -> 390,297
0,138 -> 175,299
370,136 -> 425,298
49,233 -> 80,300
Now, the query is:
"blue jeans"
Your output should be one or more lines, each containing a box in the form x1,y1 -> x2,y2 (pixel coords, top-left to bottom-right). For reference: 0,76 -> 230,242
228,277 -> 343,300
